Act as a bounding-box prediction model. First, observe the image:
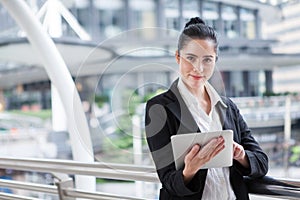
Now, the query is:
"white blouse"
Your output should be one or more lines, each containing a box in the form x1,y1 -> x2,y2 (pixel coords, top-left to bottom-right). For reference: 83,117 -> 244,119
177,78 -> 236,200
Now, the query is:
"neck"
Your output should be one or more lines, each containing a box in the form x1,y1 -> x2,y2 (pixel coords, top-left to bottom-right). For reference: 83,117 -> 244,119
186,82 -> 211,115
186,83 -> 206,99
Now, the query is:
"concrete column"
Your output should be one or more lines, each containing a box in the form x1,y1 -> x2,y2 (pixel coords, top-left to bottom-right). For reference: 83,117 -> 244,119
198,0 -> 203,18
217,2 -> 224,36
265,70 -> 273,95
124,0 -> 131,29
243,71 -> 249,96
236,6 -> 242,38
88,0 -> 99,40
178,0 -> 184,30
254,9 -> 261,39
156,0 -> 166,27
222,71 -> 231,97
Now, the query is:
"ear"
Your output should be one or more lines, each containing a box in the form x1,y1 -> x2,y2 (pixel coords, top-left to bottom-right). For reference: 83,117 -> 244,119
175,50 -> 180,64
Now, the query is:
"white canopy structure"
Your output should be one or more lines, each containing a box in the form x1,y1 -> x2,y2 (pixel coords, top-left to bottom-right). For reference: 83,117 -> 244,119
0,0 -> 96,193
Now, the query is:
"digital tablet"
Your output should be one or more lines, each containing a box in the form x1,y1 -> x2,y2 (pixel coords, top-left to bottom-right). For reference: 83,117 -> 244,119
171,130 -> 233,170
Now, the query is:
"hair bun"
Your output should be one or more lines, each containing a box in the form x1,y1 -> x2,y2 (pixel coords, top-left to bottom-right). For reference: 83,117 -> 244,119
184,17 -> 205,28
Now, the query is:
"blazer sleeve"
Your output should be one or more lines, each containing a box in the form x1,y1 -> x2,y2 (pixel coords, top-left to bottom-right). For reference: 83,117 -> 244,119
227,98 -> 269,178
145,98 -> 206,197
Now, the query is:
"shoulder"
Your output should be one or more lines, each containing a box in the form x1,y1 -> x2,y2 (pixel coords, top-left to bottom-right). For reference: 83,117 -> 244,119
221,96 -> 238,110
146,80 -> 180,107
146,89 -> 175,108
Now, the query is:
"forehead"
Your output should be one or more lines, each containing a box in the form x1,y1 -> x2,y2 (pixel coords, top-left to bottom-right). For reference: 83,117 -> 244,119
182,39 -> 216,56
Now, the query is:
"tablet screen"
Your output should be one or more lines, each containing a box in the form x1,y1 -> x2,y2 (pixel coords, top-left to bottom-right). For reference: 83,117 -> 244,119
171,130 -> 233,170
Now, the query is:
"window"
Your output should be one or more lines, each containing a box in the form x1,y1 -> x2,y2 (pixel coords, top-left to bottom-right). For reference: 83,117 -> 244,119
164,0 -> 180,30
241,8 -> 256,39
202,2 -> 219,30
182,0 -> 199,22
94,0 -> 126,38
222,5 -> 238,38
130,0 -> 156,28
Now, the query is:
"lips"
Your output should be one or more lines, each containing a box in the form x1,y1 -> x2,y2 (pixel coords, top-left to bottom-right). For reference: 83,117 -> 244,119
190,74 -> 204,80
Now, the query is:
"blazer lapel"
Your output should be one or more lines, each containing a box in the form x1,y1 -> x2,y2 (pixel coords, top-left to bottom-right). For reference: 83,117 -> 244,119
221,97 -> 239,142
165,79 -> 199,134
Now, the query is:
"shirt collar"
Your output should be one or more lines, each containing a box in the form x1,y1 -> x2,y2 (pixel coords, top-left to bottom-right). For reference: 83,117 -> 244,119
177,78 -> 198,107
205,82 -> 227,108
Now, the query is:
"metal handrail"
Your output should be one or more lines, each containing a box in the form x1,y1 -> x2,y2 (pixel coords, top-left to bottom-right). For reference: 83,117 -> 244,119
0,179 -> 57,194
0,157 -> 159,182
64,188 -> 146,200
0,179 -> 144,200
0,192 -> 40,200
0,157 -> 300,199
245,176 -> 300,200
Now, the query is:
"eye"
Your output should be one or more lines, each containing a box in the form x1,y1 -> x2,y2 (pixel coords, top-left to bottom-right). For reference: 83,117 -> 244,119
186,56 -> 195,62
203,58 -> 213,64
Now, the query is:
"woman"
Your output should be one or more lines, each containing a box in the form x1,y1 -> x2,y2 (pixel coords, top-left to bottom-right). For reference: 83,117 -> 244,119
145,17 -> 268,200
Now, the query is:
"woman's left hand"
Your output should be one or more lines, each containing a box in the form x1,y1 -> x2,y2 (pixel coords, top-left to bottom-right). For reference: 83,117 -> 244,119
233,142 -> 249,168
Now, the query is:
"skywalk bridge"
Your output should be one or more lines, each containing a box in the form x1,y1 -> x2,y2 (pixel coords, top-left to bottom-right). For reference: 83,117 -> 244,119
0,0 -> 299,199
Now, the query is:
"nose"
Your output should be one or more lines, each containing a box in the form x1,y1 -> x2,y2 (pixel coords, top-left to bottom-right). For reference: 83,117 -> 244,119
193,62 -> 204,73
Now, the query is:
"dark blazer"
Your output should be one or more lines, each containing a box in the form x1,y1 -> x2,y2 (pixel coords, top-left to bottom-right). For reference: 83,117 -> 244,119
145,79 -> 268,200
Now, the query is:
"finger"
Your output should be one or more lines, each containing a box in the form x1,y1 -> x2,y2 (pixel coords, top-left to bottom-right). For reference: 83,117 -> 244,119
185,144 -> 200,162
200,139 -> 225,161
211,141 -> 225,158
201,137 -> 224,155
233,142 -> 237,150
206,136 -> 224,147
233,149 -> 241,158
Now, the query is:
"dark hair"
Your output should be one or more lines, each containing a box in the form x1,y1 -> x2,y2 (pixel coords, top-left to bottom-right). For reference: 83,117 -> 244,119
178,17 -> 219,59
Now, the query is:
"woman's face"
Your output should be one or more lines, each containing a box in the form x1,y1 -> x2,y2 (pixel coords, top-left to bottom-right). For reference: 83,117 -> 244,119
176,39 -> 216,91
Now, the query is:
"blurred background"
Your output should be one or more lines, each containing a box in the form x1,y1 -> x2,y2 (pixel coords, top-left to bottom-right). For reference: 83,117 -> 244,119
0,0 -> 300,199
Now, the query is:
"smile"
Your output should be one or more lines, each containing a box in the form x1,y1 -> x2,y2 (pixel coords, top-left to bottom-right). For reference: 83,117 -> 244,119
190,74 -> 204,80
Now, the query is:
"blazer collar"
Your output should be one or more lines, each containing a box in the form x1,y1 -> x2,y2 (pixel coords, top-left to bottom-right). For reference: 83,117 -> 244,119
165,79 -> 199,133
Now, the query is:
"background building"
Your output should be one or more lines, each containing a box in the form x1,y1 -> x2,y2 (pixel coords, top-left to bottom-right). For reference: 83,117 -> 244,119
263,0 -> 300,93
1,0 -> 299,112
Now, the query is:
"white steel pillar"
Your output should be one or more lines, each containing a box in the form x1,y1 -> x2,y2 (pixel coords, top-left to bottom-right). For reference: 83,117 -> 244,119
51,84 -> 67,131
0,0 -> 96,193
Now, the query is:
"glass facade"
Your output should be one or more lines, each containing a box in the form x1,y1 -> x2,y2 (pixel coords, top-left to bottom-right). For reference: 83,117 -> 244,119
0,0 -> 270,108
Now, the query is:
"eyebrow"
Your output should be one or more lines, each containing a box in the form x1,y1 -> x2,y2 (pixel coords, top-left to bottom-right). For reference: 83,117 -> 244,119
184,53 -> 214,58
184,53 -> 198,57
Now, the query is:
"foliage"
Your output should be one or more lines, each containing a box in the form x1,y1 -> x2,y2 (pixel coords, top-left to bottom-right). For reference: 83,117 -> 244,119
100,88 -> 166,156
94,95 -> 109,108
143,88 -> 166,102
263,91 -> 298,97
9,109 -> 52,120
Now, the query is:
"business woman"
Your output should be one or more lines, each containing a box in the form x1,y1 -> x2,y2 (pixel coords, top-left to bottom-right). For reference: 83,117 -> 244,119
145,17 -> 268,200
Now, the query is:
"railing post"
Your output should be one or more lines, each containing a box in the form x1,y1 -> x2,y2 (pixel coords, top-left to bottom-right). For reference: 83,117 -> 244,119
56,178 -> 75,200
284,95 -> 292,177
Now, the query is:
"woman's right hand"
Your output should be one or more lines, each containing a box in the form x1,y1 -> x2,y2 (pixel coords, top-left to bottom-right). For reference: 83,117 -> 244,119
182,136 -> 225,184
